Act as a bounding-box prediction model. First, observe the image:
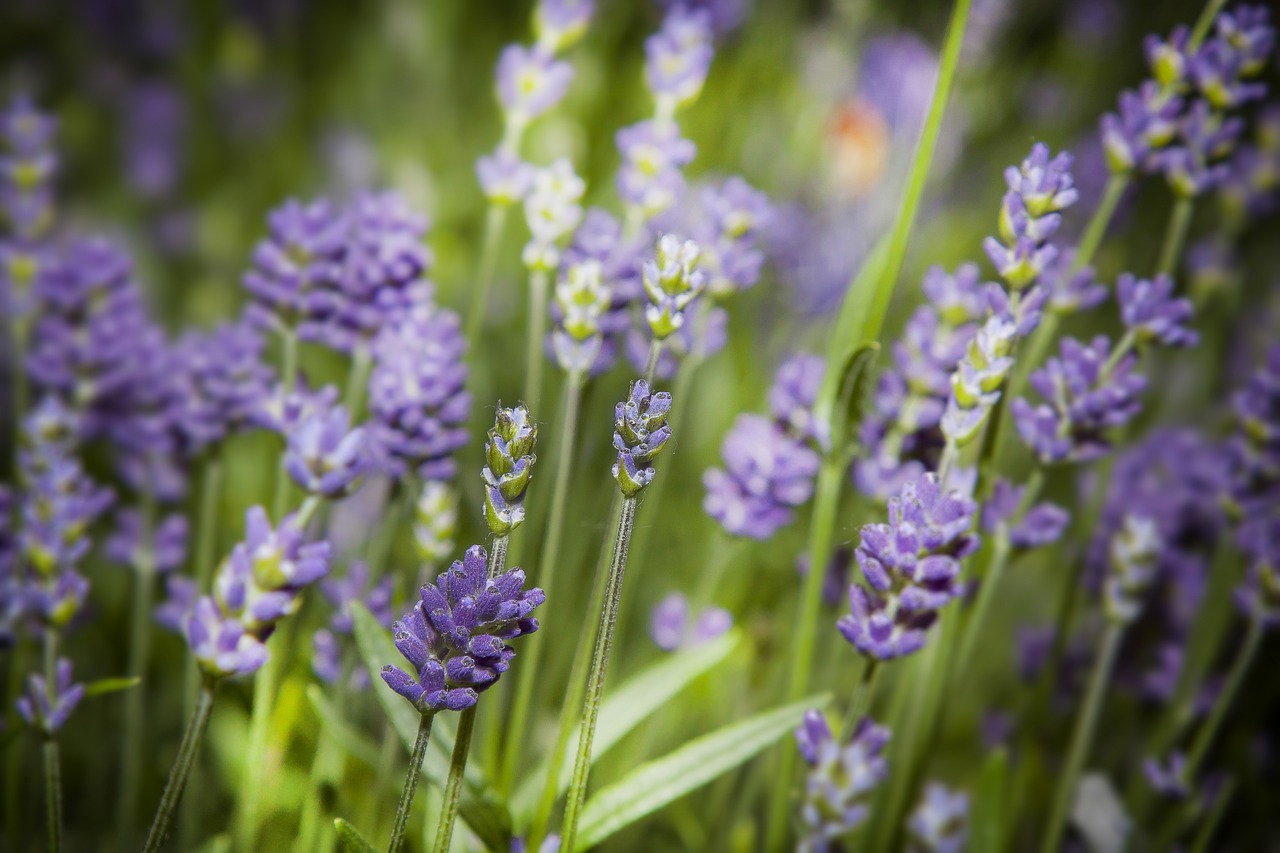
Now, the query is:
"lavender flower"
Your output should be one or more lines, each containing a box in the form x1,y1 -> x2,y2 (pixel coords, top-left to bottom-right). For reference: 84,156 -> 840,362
534,0 -> 595,53
649,592 -> 732,651
613,380 -> 673,496
768,353 -> 828,450
188,506 -> 331,679
642,234 -> 705,341
1012,336 -> 1147,464
106,510 -> 189,574
1236,513 -> 1280,628
907,783 -> 970,853
155,575 -> 198,634
413,481 -> 458,566
644,6 -> 714,111
174,318 -> 276,449
368,305 -> 470,480
839,474 -> 978,660
483,403 -> 538,535
616,120 -> 696,219
477,148 -> 536,206
1101,82 -> 1184,174
1103,514 -> 1161,624
1042,250 -> 1107,315
1144,753 -> 1191,798
15,658 -> 84,735
794,711 -> 890,850
982,478 -> 1070,549
940,315 -> 1017,447
0,95 -> 57,248
703,415 -> 820,539
1116,273 -> 1198,348
496,45 -> 573,129
242,198 -> 346,333
313,561 -> 395,688
284,403 -> 369,499
984,143 -> 1076,291
381,544 -> 544,713
550,259 -> 611,374
1226,345 -> 1280,517
523,158 -> 585,272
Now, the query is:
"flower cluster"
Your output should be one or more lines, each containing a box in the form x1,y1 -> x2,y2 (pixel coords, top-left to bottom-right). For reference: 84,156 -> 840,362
15,659 -> 84,735
186,506 -> 331,679
522,158 -> 585,273
704,355 -> 824,539
1103,6 -> 1273,195
412,480 -> 459,567
1229,346 -> 1280,627
907,783 -> 970,853
559,209 -> 647,374
649,592 -> 732,652
794,711 -> 890,850
381,544 -> 544,713
1,96 -> 58,313
613,380 -> 673,497
839,474 -> 978,660
642,234 -> 706,342
283,401 -> 369,499
482,403 -> 538,535
368,303 -> 470,481
313,561 -> 395,689
981,478 -> 1069,551
550,258 -> 611,374
172,318 -> 276,453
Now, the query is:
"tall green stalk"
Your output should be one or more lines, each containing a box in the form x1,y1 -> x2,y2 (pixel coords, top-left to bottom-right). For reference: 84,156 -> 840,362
431,534 -> 510,853
1183,616 -> 1263,780
389,714 -> 435,853
143,680 -> 218,853
117,492 -> 157,834
42,627 -> 62,852
1041,622 -> 1125,853
559,494 -> 638,853
498,371 -> 584,792
523,270 -> 550,418
466,205 -> 510,344
1156,197 -> 1195,278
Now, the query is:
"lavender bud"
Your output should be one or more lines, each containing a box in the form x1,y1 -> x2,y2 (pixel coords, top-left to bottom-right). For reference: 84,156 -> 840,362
15,658 -> 84,735
616,120 -> 696,219
476,148 -> 536,206
642,234 -> 705,340
496,45 -> 573,129
483,403 -> 538,535
283,402 -> 369,499
1144,753 -> 1191,799
534,0 -> 595,54
1116,273 -> 1198,348
551,259 -> 610,374
413,481 -> 458,566
648,592 -> 732,651
1104,514 -> 1161,624
523,158 -> 585,272
794,711 -> 890,848
612,380 -> 672,496
644,7 -> 714,111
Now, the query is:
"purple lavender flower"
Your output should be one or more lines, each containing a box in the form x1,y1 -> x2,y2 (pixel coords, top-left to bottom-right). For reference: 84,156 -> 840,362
476,148 -> 536,206
642,234 -> 705,341
649,592 -> 732,651
496,45 -> 573,125
839,474 -> 978,660
550,259 -> 611,374
658,176 -> 771,299
381,544 -> 544,713
15,658 -> 84,734
1116,273 -> 1198,348
106,510 -> 189,574
1042,250 -> 1107,315
155,575 -> 198,634
1189,38 -> 1269,111
794,711 -> 890,849
703,415 -> 820,539
1226,345 -> 1280,517
1236,513 -> 1280,628
284,403 -> 369,499
1156,101 -> 1243,196
921,263 -> 987,326
796,546 -> 854,608
616,120 -> 696,219
534,0 -> 595,53
1144,753 -> 1190,799
940,315 -> 1017,446
483,403 -> 538,535
175,318 -> 276,445
1012,336 -> 1147,464
1102,514 -> 1161,624
644,6 -> 714,109
768,354 -> 828,450
1214,5 -> 1274,77
313,561 -> 394,688
613,380 -> 673,496
982,478 -> 1069,549
368,305 -> 470,481
1100,82 -> 1184,174
242,198 -> 346,333
908,782 -> 970,853
0,95 -> 57,245
186,597 -> 269,679
252,382 -> 341,435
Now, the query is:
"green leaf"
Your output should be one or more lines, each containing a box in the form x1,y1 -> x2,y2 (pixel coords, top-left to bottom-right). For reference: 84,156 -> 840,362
970,747 -> 1008,853
350,603 -> 512,849
306,685 -> 382,768
576,694 -> 828,849
333,817 -> 378,853
511,629 -> 741,822
82,676 -> 142,699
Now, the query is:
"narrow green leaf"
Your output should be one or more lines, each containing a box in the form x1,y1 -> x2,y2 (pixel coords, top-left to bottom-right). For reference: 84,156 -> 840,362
349,603 -> 512,849
970,747 -> 1008,853
82,676 -> 142,699
333,817 -> 379,853
511,629 -> 741,821
306,685 -> 382,768
576,694 -> 828,849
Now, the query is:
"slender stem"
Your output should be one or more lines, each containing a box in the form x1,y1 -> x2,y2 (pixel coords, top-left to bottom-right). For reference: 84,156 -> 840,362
118,493 -> 157,833
8,310 -> 29,479
488,533 -> 510,578
1189,0 -> 1229,48
523,269 -> 550,418
529,494 -> 619,846
1074,174 -> 1130,272
841,660 -> 881,740
389,714 -> 435,853
272,327 -> 299,522
43,739 -> 62,852
466,204 -> 509,344
498,372 -> 584,792
1156,197 -> 1194,278
1189,775 -> 1234,853
692,536 -> 736,608
431,706 -> 476,853
560,495 -> 638,853
184,455 -> 224,722
344,343 -> 373,421
143,681 -> 218,853
1184,616 -> 1263,779
1041,622 -> 1125,853
644,339 -> 664,387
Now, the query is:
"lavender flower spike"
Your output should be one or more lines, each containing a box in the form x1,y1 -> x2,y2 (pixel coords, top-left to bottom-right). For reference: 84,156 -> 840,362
1103,514 -> 1161,624
702,415 -> 820,539
550,258 -> 610,374
534,0 -> 595,54
522,158 -> 585,272
908,783 -> 970,853
483,403 -> 538,535
284,402 -> 369,499
612,380 -> 673,496
16,658 -> 85,734
839,473 -> 978,660
644,6 -> 714,113
643,234 -> 705,340
381,544 -> 545,712
496,44 -> 573,132
413,480 -> 458,566
794,710 -> 890,850
1116,273 -> 1198,348
939,315 -> 1017,447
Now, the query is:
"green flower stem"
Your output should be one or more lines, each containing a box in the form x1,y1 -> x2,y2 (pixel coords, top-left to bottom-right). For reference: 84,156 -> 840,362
466,204 -> 510,344
1041,621 -> 1125,853
529,494 -> 619,847
1156,197 -> 1195,278
499,370 -> 584,793
644,339 -> 664,387
344,342 -> 374,421
1183,615 -> 1264,781
272,325 -> 300,523
693,535 -> 737,608
1189,0 -> 1229,48
559,494 -> 639,852
523,269 -> 551,418
431,534 -> 510,853
3,637 -> 32,848
8,310 -> 30,478
42,626 -> 62,852
953,468 -> 1044,683
841,660 -> 881,739
1189,775 -> 1235,853
389,713 -> 436,853
143,679 -> 218,853
118,492 -> 157,833
184,454 -> 224,715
